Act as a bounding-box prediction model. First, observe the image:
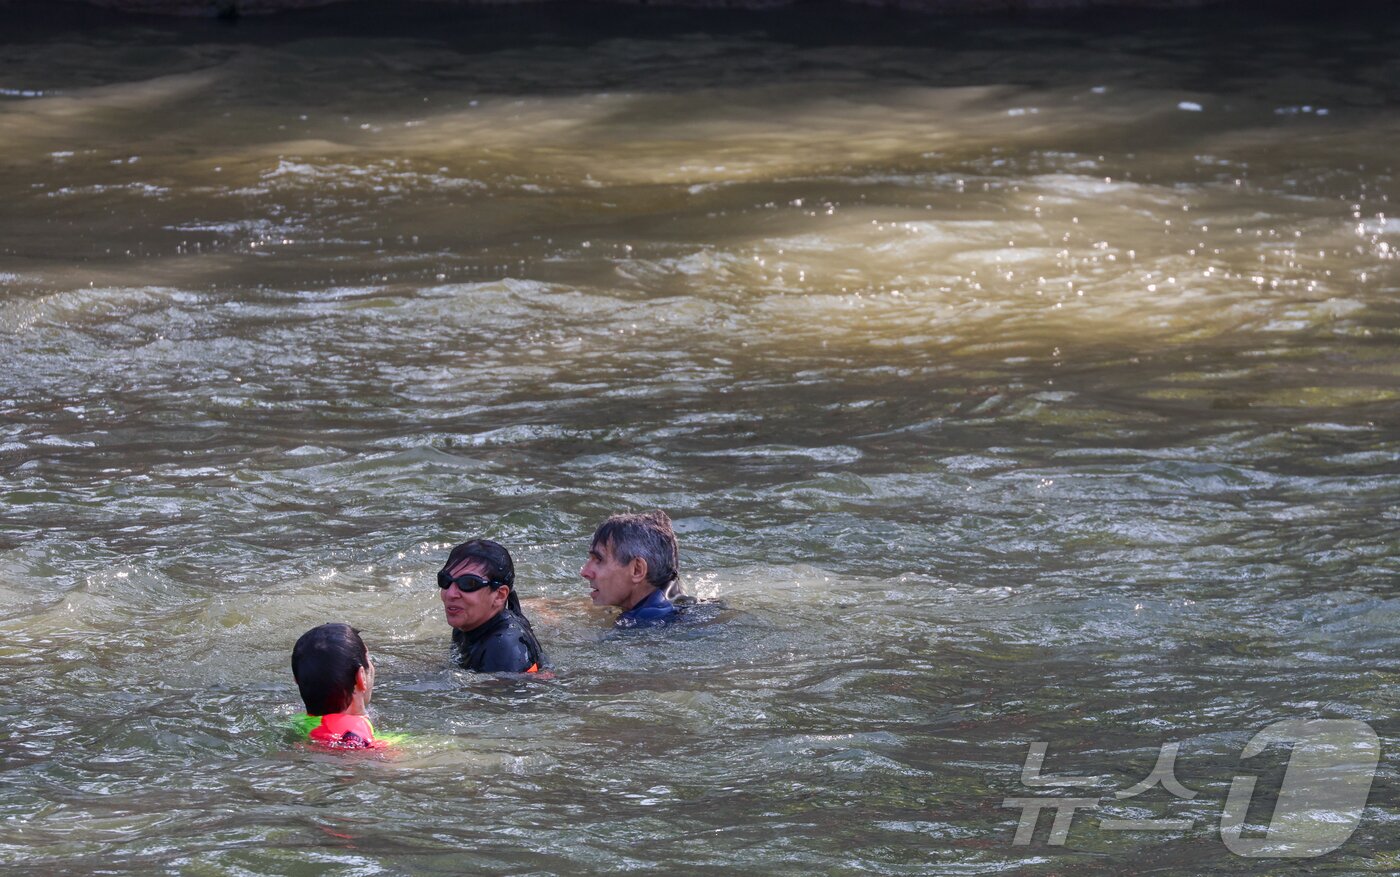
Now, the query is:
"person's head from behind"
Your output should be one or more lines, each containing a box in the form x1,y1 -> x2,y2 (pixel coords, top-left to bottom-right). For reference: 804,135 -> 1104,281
291,623 -> 373,716
438,538 -> 520,632
581,509 -> 678,609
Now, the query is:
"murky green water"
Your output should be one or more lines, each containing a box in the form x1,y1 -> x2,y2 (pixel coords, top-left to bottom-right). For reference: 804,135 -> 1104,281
1,3 -> 1397,874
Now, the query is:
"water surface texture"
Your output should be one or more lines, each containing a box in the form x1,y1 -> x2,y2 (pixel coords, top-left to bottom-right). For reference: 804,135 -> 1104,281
1,4 -> 1398,874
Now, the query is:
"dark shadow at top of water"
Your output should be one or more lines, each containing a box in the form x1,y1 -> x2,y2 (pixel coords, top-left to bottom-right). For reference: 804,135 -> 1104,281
1,0 -> 1396,59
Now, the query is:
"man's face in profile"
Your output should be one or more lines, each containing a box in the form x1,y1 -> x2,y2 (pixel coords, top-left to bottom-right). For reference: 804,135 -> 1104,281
581,539 -> 634,608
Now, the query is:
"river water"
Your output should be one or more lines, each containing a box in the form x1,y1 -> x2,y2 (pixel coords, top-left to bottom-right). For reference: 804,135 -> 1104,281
1,3 -> 1397,874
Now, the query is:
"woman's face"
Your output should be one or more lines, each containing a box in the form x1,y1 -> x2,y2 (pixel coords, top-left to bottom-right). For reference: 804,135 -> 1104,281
439,560 -> 508,632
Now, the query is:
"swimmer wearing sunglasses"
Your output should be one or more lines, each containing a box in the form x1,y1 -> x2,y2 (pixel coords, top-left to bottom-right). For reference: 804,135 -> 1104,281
437,539 -> 544,673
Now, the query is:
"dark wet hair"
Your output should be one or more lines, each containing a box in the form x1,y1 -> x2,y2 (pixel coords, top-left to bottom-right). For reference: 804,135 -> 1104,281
291,623 -> 368,716
591,509 -> 679,591
441,538 -> 533,631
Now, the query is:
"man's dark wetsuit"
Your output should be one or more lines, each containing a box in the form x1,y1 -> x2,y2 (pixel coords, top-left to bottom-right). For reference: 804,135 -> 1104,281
616,587 -> 680,629
451,608 -> 544,673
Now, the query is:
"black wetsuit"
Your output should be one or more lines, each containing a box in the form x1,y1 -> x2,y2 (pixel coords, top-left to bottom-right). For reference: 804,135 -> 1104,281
451,609 -> 544,673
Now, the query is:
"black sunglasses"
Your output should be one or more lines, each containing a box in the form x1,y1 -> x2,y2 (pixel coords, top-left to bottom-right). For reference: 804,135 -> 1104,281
436,570 -> 504,592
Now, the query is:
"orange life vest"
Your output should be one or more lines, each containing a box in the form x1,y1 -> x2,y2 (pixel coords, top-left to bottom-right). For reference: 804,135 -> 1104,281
306,713 -> 383,749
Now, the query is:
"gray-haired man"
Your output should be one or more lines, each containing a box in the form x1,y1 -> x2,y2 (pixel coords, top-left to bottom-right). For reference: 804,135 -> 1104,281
580,509 -> 682,628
